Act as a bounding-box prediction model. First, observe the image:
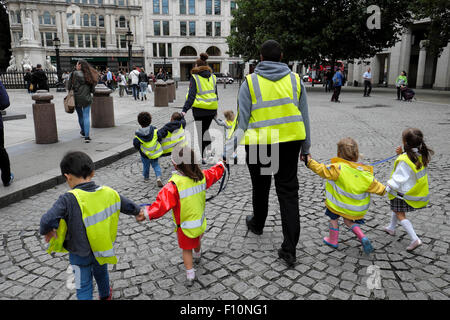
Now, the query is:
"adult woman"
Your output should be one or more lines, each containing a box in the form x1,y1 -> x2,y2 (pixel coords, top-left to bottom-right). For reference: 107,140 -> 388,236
67,60 -> 98,143
396,71 -> 408,100
181,53 -> 218,163
138,68 -> 149,101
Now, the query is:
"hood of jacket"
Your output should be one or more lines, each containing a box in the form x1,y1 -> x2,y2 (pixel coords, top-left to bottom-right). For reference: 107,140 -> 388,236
135,125 -> 156,142
164,119 -> 186,133
254,61 -> 291,81
191,65 -> 213,79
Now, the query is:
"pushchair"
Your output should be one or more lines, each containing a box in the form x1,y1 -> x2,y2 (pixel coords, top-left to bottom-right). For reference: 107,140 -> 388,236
401,86 -> 416,102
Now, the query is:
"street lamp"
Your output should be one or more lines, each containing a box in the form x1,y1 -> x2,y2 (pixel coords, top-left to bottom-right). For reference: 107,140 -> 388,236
53,36 -> 66,92
126,28 -> 133,73
163,56 -> 167,79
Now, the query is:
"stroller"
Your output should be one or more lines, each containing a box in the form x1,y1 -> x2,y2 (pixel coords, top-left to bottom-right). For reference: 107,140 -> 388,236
401,86 -> 416,102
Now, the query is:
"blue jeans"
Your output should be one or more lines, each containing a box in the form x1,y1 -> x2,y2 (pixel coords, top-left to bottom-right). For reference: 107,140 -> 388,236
75,105 -> 91,138
139,82 -> 148,98
69,252 -> 110,300
141,155 -> 162,179
132,84 -> 139,100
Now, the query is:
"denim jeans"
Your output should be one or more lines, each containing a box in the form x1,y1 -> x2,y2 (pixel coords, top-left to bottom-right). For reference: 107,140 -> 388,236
141,155 -> 162,179
139,82 -> 148,98
132,84 -> 139,100
75,105 -> 91,138
69,252 -> 110,300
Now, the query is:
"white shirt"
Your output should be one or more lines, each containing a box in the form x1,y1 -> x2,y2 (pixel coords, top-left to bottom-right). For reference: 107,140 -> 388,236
386,151 -> 422,195
363,72 -> 372,80
130,70 -> 140,85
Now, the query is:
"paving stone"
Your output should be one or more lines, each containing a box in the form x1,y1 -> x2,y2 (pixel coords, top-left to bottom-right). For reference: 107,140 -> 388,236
312,283 -> 333,295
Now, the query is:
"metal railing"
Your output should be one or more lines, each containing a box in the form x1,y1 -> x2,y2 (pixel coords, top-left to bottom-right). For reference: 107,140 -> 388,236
0,71 -> 60,89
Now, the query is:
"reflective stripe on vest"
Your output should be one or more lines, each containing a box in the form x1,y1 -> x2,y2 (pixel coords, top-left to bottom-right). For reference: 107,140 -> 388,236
243,72 -> 306,145
136,129 -> 163,159
161,127 -> 187,154
191,74 -> 218,110
169,173 -> 207,238
387,153 -> 430,208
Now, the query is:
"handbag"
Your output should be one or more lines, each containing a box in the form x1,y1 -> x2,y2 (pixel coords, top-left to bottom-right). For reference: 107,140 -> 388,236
64,74 -> 75,113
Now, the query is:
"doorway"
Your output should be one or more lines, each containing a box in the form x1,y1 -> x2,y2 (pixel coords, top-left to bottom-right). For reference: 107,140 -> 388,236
180,63 -> 194,81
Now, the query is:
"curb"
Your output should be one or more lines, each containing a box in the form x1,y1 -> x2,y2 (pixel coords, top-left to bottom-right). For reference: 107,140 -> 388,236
0,143 -> 138,210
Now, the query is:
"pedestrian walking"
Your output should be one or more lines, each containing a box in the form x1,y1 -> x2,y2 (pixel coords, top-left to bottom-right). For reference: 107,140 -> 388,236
40,151 -> 145,300
384,128 -> 433,251
331,69 -> 343,102
133,112 -> 164,187
67,59 -> 98,143
363,67 -> 372,97
23,68 -> 32,93
106,68 -> 113,90
118,71 -> 127,97
31,64 -> 49,92
306,137 -> 387,254
157,112 -> 187,156
0,79 -> 13,187
140,145 -> 225,286
138,68 -> 149,101
181,53 -> 219,163
396,71 -> 408,100
224,40 -> 311,267
129,66 -> 140,101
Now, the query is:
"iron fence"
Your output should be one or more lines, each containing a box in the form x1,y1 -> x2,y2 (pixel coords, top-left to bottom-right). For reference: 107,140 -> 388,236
0,71 -> 60,89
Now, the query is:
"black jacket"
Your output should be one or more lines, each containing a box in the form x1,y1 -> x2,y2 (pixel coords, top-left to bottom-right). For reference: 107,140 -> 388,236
138,72 -> 149,83
0,80 -> 10,129
39,181 -> 141,257
31,69 -> 49,92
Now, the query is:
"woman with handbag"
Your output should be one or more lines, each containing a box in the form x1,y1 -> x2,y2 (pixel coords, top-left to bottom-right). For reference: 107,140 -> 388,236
67,60 -> 98,143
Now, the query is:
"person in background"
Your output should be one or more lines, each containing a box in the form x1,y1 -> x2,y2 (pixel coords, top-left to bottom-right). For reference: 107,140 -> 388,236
118,71 -> 127,97
138,68 -> 149,101
24,68 -> 32,94
31,64 -> 49,93
129,66 -> 141,101
0,79 -> 13,187
363,67 -> 372,97
331,69 -> 343,103
396,71 -> 408,101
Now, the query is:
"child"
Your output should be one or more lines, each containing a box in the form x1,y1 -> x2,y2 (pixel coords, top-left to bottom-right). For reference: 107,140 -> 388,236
384,128 -> 433,251
157,112 -> 187,156
223,110 -> 235,129
40,151 -> 145,300
306,138 -> 387,254
133,112 -> 164,187
140,145 -> 225,286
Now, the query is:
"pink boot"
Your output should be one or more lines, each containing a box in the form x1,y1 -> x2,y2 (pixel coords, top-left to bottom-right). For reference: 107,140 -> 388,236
323,226 -> 339,249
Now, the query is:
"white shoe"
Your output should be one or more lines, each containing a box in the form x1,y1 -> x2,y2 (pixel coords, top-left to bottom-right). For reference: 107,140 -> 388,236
156,178 -> 163,188
384,227 -> 395,236
406,239 -> 422,251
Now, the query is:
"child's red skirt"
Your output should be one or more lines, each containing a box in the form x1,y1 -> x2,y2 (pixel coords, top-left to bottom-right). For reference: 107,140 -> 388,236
176,228 -> 202,250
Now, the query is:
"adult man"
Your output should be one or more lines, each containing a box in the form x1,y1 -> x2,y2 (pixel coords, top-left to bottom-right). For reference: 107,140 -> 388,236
224,40 -> 311,267
129,66 -> 141,101
363,67 -> 372,97
31,64 -> 49,92
331,69 -> 343,102
0,80 -> 13,187
106,68 -> 113,90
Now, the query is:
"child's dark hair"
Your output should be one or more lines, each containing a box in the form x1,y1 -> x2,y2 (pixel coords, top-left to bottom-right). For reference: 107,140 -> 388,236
172,145 -> 204,182
60,151 -> 94,179
138,112 -> 152,127
402,128 -> 433,169
171,112 -> 183,122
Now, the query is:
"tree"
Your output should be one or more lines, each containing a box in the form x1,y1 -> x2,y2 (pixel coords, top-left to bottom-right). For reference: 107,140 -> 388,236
227,0 -> 411,65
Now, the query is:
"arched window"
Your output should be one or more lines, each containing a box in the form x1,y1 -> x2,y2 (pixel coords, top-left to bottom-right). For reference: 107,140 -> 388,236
83,14 -> 89,26
206,46 -> 221,56
180,46 -> 197,56
43,11 -> 52,25
119,16 -> 126,28
91,14 -> 96,26
99,15 -> 104,27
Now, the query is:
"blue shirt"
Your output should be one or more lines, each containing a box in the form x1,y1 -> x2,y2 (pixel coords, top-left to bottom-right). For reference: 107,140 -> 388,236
332,72 -> 343,87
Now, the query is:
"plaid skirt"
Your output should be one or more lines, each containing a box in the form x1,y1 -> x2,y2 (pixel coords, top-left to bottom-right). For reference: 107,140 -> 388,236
390,198 -> 415,212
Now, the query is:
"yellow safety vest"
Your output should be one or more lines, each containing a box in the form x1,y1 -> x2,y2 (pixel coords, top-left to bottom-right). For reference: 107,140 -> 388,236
47,186 -> 121,265
325,160 -> 374,221
160,126 -> 188,155
229,72 -> 306,145
135,129 -> 163,159
388,153 -> 429,208
169,173 -> 207,238
190,74 -> 218,110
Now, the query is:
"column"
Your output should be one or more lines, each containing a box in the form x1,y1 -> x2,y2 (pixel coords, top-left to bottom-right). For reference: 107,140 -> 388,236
32,9 -> 41,44
110,14 -> 116,48
433,43 -> 450,90
105,15 -> 114,49
371,55 -> 380,85
347,62 -> 354,84
416,40 -> 427,89
61,12 -> 69,46
399,28 -> 412,75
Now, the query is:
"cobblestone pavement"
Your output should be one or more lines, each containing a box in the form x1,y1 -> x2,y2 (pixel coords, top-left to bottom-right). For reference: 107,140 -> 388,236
0,86 -> 449,300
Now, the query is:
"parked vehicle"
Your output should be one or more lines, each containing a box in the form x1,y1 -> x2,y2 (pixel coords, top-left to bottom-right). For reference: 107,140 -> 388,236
214,73 -> 234,84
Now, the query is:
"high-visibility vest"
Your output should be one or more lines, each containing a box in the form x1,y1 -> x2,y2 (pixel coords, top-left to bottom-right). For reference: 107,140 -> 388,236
190,74 -> 218,110
388,153 -> 429,208
230,72 -> 306,145
325,162 -> 374,220
169,173 -> 207,238
161,126 -> 188,155
47,186 -> 121,265
135,129 -> 163,159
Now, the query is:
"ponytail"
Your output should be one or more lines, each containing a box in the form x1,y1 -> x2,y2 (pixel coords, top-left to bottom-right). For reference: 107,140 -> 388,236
171,145 -> 204,182
419,141 -> 433,168
402,128 -> 434,169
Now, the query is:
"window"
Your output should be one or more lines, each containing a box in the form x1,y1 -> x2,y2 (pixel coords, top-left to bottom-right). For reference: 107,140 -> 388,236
162,0 -> 169,14
44,11 -> 52,25
85,34 -> 91,47
98,0 -> 103,4
119,16 -> 126,28
163,21 -> 169,36
92,34 -> 98,47
206,46 -> 221,56
82,0 -> 87,3
9,11 -> 15,24
189,21 -> 195,36
91,14 -> 96,26
179,0 -> 186,14
99,15 -> 104,27
180,46 -> 197,56
206,0 -> 212,15
41,32 -> 45,47
83,14 -> 89,26
180,21 -> 187,36
215,21 -> 221,36
89,0 -> 96,3
168,43 -> 172,57
45,32 -> 53,47
78,34 -> 84,47
206,22 -> 212,36
100,34 -> 106,47
231,1 -> 237,12
153,43 -> 158,57
17,12 -> 21,24
159,43 -> 166,57
69,33 -> 75,47
120,34 -> 126,48
153,0 -> 160,14
118,0 -> 125,5
154,21 -> 161,36
188,0 -> 195,14
214,0 -> 221,15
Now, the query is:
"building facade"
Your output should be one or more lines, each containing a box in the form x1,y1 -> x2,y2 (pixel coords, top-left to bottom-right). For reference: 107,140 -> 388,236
7,0 -> 145,72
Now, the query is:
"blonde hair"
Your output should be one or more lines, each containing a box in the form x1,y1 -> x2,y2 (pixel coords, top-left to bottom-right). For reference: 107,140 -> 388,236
337,137 -> 359,162
223,110 -> 235,122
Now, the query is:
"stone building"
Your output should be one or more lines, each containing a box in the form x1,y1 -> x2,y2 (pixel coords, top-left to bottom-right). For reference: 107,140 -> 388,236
6,0 -> 145,72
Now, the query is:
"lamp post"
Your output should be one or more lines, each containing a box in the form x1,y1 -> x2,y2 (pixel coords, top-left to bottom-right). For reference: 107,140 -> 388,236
126,28 -> 133,73
163,56 -> 167,80
53,36 -> 66,92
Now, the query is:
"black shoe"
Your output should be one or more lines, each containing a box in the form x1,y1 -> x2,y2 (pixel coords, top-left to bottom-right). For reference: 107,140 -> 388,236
84,137 -> 91,143
278,248 -> 296,267
246,215 -> 263,235
141,97 -> 143,101
80,131 -> 85,137
3,173 -> 14,187
144,95 -> 147,100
